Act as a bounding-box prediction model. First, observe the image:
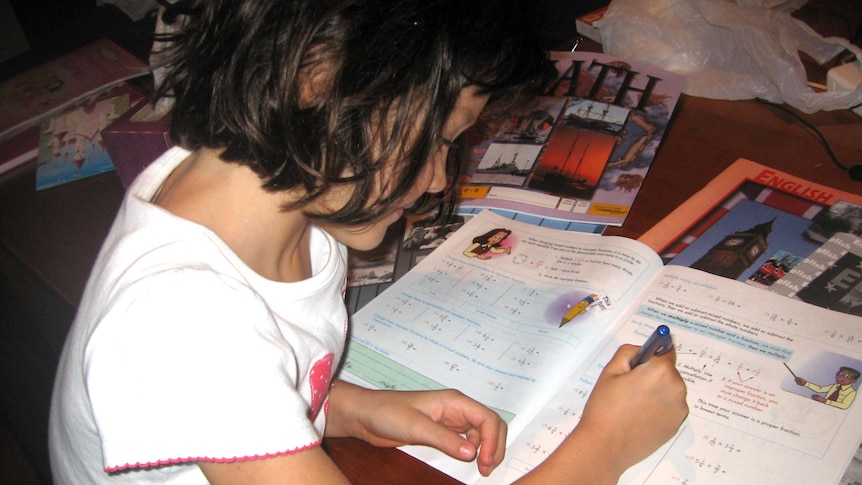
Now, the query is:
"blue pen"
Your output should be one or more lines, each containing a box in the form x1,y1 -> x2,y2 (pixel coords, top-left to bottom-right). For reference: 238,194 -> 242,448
630,325 -> 672,368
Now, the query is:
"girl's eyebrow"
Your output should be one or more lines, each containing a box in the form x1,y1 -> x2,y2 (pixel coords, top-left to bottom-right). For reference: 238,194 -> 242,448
441,137 -> 460,148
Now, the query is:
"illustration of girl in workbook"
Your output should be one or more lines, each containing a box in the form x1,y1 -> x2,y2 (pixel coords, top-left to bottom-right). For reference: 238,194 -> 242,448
463,228 -> 513,259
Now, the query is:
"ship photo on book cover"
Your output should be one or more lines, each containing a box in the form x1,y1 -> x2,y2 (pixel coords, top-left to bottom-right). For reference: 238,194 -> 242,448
455,50 -> 684,228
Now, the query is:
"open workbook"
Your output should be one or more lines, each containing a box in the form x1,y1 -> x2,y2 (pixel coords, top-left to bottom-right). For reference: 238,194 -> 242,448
339,210 -> 862,484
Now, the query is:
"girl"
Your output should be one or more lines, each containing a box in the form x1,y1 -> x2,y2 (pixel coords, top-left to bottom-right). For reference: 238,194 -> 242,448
463,228 -> 513,259
49,1 -> 687,483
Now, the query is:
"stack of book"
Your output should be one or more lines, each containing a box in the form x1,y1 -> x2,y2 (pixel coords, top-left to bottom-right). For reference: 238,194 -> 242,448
0,39 -> 149,187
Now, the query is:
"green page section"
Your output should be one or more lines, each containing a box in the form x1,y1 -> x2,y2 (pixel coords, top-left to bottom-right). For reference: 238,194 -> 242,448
343,340 -> 515,423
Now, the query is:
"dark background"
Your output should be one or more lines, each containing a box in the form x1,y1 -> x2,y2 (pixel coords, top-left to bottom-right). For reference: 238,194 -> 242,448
0,0 -> 614,81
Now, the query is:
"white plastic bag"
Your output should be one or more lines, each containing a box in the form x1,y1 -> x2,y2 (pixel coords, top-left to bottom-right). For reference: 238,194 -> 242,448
597,0 -> 862,113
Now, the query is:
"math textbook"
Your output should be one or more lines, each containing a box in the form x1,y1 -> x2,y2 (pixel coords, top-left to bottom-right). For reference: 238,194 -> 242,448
340,210 -> 862,484
454,50 -> 684,231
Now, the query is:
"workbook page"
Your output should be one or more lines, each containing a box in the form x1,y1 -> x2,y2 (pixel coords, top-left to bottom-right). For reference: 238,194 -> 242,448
481,264 -> 862,485
340,210 -> 663,482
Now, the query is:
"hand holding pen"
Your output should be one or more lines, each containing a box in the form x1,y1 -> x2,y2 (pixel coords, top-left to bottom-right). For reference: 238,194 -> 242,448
569,330 -> 687,478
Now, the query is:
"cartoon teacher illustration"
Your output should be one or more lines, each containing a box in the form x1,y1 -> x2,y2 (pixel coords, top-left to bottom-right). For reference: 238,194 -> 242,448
463,228 -> 512,260
794,366 -> 859,410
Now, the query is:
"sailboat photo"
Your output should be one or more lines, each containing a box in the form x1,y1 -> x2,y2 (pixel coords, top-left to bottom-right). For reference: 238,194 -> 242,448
526,98 -> 623,199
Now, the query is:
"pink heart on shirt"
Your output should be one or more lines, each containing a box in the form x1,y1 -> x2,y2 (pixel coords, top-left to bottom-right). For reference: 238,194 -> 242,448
308,353 -> 334,422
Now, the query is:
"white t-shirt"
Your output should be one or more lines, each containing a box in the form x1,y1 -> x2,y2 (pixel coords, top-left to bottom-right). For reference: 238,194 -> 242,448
49,147 -> 348,484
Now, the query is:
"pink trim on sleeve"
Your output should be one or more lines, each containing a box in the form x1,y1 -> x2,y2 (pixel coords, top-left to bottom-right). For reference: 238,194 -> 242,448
104,440 -> 322,473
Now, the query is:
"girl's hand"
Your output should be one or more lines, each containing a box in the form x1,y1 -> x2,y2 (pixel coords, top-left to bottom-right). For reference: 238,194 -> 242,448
513,345 -> 688,484
574,344 -> 688,476
326,381 -> 507,476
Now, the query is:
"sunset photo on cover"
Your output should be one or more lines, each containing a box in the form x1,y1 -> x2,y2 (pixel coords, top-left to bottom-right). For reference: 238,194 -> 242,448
527,98 -> 625,199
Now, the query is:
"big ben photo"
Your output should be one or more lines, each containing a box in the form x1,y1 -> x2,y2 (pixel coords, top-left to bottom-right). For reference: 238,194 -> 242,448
691,219 -> 774,279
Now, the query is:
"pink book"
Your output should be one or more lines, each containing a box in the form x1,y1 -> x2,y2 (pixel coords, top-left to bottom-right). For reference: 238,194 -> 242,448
0,38 -> 149,144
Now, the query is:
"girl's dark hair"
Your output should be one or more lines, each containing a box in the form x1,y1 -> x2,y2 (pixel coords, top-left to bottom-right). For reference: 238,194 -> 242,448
155,0 -> 556,225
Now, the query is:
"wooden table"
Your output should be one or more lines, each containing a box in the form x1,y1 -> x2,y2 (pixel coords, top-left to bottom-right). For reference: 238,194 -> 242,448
2,48 -> 861,485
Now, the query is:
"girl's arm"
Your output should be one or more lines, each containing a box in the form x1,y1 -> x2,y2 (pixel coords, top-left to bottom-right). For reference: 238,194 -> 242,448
327,344 -> 687,482
463,242 -> 481,257
489,245 -> 511,254
200,344 -> 686,483
325,381 -> 507,477
199,381 -> 508,483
